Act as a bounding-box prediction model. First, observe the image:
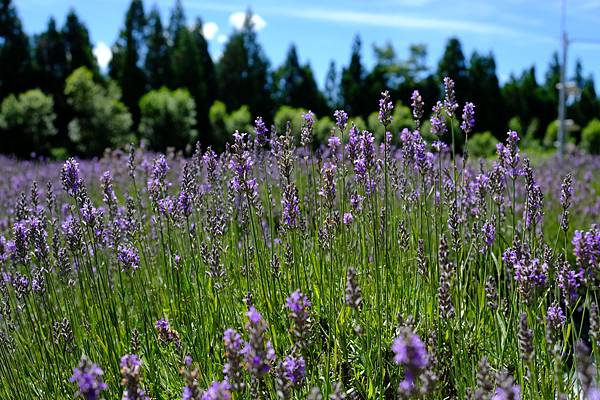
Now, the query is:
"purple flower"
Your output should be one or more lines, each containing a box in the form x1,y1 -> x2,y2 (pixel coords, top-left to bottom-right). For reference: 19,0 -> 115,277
152,155 -> 169,181
243,306 -> 275,379
546,302 -> 566,331
460,102 -> 475,134
228,131 -> 258,201
492,384 -> 521,400
283,355 -> 306,386
301,111 -> 315,147
333,110 -> 348,131
392,332 -> 428,370
343,212 -> 354,225
223,329 -> 245,391
201,381 -> 231,400
350,193 -> 364,212
286,290 -> 311,349
253,116 -> 269,147
177,191 -> 193,217
378,90 -> 394,126
481,221 -> 495,252
572,226 -> 600,270
155,318 -> 170,332
118,244 -> 140,272
496,131 -> 522,178
319,162 -> 337,207
443,77 -> 458,116
557,261 -> 584,305
430,101 -> 447,136
101,171 -> 116,205
120,354 -> 149,400
392,328 -> 429,396
410,90 -> 424,127
70,356 -> 107,400
328,135 -> 341,152
119,352 -> 140,370
282,185 -> 301,228
62,158 -> 82,196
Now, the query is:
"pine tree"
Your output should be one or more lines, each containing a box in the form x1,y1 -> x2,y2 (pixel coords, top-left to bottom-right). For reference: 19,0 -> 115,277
272,44 -> 327,115
167,0 -> 185,47
438,37 -> 468,104
324,60 -> 339,110
33,18 -> 67,93
217,10 -> 272,118
171,18 -> 217,136
62,10 -> 98,76
0,0 -> 33,97
109,0 -> 147,125
145,6 -> 170,89
468,51 -> 504,136
340,35 -> 367,116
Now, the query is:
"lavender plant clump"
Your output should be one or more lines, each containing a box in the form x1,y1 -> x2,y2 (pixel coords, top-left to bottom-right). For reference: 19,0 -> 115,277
0,80 -> 599,399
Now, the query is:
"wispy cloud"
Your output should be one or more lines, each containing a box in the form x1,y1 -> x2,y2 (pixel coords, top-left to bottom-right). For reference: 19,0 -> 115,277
229,11 -> 267,31
271,8 -> 521,36
181,1 -> 552,42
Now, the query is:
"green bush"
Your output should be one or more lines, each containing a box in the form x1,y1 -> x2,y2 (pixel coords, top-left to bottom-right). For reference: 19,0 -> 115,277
65,67 -> 133,156
543,120 -> 575,150
581,118 -> 600,154
0,89 -> 57,156
208,101 -> 252,151
314,116 -> 335,145
466,131 -> 499,158
139,88 -> 197,150
227,106 -> 252,136
273,106 -> 307,138
543,120 -> 558,149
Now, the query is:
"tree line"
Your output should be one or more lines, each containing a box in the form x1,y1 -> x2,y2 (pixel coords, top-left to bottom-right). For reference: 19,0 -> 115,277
1,0 -> 599,157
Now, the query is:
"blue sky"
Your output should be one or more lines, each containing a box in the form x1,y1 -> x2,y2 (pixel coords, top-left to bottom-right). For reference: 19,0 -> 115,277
16,0 -> 600,88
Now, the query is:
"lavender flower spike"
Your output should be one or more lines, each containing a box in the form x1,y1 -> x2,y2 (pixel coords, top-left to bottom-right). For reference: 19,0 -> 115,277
70,356 -> 107,400
460,102 -> 476,134
378,90 -> 394,126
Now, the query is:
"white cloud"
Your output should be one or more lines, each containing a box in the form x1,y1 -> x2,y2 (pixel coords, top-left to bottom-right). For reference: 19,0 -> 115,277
202,21 -> 219,40
93,42 -> 112,70
229,11 -> 267,31
217,34 -> 228,44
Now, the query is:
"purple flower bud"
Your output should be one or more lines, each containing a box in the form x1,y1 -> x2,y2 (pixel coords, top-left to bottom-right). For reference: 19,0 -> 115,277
460,102 -> 475,134
410,90 -> 424,127
201,381 -> 231,400
70,356 -> 107,400
378,90 -> 394,126
62,158 -> 82,196
343,212 -> 354,225
443,77 -> 458,116
333,110 -> 348,131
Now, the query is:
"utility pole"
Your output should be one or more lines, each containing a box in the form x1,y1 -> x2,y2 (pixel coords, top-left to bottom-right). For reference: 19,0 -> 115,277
557,0 -> 568,158
556,0 -> 600,157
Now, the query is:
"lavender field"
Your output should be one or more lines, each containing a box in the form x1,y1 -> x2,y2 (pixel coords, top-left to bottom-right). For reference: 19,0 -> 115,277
0,83 -> 600,399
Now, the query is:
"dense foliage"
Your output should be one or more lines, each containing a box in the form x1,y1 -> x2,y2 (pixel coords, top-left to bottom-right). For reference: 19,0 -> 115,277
0,84 -> 599,399
0,89 -> 57,156
1,0 -> 599,157
139,87 -> 197,150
